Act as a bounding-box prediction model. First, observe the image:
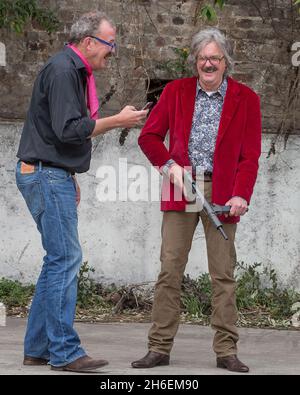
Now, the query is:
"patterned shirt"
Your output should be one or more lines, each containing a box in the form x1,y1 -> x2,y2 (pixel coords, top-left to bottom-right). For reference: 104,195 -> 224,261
188,78 -> 227,174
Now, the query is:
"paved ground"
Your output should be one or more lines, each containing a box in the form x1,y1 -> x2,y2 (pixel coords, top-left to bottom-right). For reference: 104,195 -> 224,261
0,317 -> 299,375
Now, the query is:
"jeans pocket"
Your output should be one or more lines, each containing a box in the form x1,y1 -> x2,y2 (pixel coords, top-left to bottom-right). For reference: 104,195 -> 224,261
17,181 -> 45,221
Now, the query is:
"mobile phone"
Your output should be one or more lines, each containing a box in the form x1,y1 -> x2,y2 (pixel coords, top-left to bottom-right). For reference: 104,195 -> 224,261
141,101 -> 153,110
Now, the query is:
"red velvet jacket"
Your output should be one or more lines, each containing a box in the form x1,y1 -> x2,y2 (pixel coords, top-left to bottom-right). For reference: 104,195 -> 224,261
138,76 -> 261,224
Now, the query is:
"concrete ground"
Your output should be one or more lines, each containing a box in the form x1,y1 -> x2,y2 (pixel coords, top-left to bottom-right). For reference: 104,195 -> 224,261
0,317 -> 299,375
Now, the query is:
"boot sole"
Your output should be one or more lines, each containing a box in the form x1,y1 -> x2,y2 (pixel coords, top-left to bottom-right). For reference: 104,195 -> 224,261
23,357 -> 49,366
132,359 -> 170,368
217,362 -> 249,372
51,361 -> 109,372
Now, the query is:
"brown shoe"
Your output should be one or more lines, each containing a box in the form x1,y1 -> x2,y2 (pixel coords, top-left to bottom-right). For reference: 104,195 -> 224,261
216,355 -> 249,373
131,351 -> 170,368
23,356 -> 49,366
51,355 -> 109,373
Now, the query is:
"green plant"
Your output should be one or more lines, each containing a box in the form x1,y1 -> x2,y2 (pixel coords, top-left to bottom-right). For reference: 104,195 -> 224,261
77,262 -> 110,309
235,262 -> 300,319
235,262 -> 263,310
181,263 -> 300,327
181,273 -> 212,317
0,0 -> 59,34
182,295 -> 203,317
0,278 -> 34,308
159,47 -> 192,79
77,261 -> 97,308
1,261 -> 299,328
196,0 -> 226,22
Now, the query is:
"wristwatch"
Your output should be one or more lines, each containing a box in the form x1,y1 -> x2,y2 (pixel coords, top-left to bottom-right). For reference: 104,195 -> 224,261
162,159 -> 175,176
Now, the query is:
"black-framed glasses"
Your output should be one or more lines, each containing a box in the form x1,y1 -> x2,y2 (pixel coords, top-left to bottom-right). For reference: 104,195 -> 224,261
197,56 -> 225,65
89,35 -> 116,52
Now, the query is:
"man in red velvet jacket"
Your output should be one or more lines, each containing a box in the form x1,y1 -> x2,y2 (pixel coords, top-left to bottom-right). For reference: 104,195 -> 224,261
132,28 -> 261,373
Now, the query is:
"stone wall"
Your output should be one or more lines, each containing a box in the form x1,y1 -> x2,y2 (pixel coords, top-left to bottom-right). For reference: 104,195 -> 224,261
0,0 -> 299,133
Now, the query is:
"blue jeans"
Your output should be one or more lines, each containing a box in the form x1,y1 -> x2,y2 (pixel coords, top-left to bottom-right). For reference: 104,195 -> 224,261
16,161 -> 86,366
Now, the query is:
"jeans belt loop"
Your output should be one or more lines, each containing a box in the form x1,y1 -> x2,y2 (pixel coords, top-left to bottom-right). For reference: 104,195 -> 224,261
38,161 -> 42,172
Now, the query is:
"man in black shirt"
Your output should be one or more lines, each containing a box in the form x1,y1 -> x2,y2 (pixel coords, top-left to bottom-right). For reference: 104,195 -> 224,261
16,11 -> 147,373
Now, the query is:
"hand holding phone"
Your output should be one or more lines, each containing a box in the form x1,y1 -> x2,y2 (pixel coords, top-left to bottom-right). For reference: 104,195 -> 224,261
141,101 -> 153,111
119,102 -> 153,146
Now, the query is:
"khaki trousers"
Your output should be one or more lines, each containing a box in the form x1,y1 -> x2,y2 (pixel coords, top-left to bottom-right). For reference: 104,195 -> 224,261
148,181 -> 239,357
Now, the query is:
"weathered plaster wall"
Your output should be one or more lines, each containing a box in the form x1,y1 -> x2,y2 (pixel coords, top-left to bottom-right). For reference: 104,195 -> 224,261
1,122 -> 299,289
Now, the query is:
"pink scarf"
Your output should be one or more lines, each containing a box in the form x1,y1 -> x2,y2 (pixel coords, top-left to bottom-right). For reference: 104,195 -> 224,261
68,44 -> 99,120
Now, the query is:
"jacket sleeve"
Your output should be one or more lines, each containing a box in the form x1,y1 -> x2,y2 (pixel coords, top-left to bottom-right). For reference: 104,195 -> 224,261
138,84 -> 173,168
48,70 -> 95,145
232,92 -> 262,204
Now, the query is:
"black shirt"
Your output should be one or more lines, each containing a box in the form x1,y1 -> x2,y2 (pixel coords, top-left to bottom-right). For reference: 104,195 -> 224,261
17,46 -> 96,173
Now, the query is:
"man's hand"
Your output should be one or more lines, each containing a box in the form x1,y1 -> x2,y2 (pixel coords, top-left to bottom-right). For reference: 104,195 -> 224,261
117,105 -> 148,129
225,196 -> 248,217
167,163 -> 187,198
72,175 -> 80,207
91,105 -> 148,137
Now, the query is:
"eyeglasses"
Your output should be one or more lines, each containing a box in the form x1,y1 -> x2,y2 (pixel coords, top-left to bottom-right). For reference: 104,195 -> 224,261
89,35 -> 116,52
197,56 -> 224,65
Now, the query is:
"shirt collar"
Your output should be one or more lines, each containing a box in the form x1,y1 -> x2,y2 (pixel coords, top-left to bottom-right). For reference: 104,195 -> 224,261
64,45 -> 86,70
196,77 -> 228,98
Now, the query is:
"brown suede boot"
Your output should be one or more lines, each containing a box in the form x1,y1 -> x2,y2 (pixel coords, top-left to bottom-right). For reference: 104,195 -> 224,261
217,355 -> 249,373
51,355 -> 109,373
131,351 -> 170,368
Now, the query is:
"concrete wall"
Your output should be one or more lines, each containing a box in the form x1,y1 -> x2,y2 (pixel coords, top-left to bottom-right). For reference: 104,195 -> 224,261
1,122 -> 299,290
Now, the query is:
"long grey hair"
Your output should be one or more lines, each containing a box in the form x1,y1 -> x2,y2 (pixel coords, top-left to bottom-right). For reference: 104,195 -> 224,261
187,28 -> 234,76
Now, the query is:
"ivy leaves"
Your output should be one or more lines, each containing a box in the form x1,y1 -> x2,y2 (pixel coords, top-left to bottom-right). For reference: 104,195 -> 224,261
199,0 -> 226,22
0,0 -> 59,34
294,0 -> 300,13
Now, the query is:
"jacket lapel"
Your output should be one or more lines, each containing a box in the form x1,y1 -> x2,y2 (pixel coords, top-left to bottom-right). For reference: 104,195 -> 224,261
180,77 -> 197,146
215,77 -> 241,150
179,77 -> 241,153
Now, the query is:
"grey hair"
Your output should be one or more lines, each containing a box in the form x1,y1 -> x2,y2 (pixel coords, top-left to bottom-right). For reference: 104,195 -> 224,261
187,28 -> 234,76
69,11 -> 115,43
